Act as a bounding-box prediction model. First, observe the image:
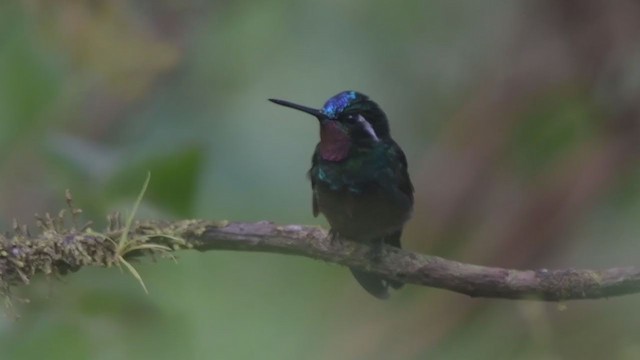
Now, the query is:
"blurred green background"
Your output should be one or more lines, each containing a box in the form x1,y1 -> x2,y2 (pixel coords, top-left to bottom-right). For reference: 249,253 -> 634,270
1,1 -> 639,359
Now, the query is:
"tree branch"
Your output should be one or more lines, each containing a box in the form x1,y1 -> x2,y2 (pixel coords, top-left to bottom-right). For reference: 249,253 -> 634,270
1,218 -> 638,301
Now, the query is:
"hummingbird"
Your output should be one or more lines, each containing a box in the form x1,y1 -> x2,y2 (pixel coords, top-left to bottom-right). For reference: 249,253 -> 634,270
269,91 -> 414,299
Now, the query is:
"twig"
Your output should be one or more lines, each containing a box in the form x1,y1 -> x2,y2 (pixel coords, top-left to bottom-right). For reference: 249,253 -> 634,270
1,218 -> 638,301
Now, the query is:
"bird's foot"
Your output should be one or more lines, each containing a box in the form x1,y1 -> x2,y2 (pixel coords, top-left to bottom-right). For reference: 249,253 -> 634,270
327,229 -> 343,246
367,242 -> 384,263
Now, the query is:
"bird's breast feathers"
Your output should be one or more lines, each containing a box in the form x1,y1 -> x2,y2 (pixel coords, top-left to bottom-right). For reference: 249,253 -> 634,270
311,143 -> 404,193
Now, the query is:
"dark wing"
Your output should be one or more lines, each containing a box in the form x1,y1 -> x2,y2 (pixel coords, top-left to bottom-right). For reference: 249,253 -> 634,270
394,144 -> 414,202
387,140 -> 414,204
309,147 -> 320,217
312,184 -> 320,217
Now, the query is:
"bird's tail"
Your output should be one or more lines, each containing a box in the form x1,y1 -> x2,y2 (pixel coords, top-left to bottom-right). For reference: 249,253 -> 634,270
349,231 -> 404,299
349,269 -> 402,299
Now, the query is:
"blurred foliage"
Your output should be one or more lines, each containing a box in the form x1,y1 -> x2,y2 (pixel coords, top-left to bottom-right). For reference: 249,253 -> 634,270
0,0 -> 639,359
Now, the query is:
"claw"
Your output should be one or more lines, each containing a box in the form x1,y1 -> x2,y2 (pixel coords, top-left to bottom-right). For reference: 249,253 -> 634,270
328,229 -> 343,245
367,241 -> 384,263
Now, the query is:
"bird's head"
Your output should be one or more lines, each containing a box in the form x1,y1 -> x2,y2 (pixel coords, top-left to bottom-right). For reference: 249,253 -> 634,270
269,91 -> 390,161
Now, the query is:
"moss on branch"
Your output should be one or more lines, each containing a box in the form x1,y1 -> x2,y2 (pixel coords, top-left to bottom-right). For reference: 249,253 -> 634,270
1,206 -> 640,302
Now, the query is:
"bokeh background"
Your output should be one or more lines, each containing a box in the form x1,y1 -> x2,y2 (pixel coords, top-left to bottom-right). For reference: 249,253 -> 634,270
1,1 -> 639,359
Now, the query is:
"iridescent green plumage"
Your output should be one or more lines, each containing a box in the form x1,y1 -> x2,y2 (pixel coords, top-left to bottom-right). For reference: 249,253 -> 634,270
270,91 -> 414,299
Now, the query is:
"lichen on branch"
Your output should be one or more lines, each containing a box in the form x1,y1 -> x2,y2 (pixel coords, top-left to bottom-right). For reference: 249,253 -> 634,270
2,207 -> 640,302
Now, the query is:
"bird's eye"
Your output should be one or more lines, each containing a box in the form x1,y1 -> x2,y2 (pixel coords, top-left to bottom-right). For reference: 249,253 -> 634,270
344,114 -> 357,122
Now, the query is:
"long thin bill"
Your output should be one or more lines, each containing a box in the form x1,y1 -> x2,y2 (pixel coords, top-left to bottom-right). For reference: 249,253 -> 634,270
268,98 -> 326,119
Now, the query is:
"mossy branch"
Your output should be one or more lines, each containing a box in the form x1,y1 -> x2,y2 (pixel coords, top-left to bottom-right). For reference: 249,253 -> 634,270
1,215 -> 639,301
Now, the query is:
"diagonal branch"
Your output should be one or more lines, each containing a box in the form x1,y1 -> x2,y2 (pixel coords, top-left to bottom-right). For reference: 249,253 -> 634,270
1,218 -> 639,301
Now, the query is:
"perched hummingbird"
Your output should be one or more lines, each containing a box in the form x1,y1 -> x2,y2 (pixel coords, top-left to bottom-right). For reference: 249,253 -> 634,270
269,91 -> 414,299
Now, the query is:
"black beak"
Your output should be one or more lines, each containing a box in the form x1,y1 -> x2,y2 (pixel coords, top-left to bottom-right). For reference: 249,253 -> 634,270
269,98 -> 327,120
